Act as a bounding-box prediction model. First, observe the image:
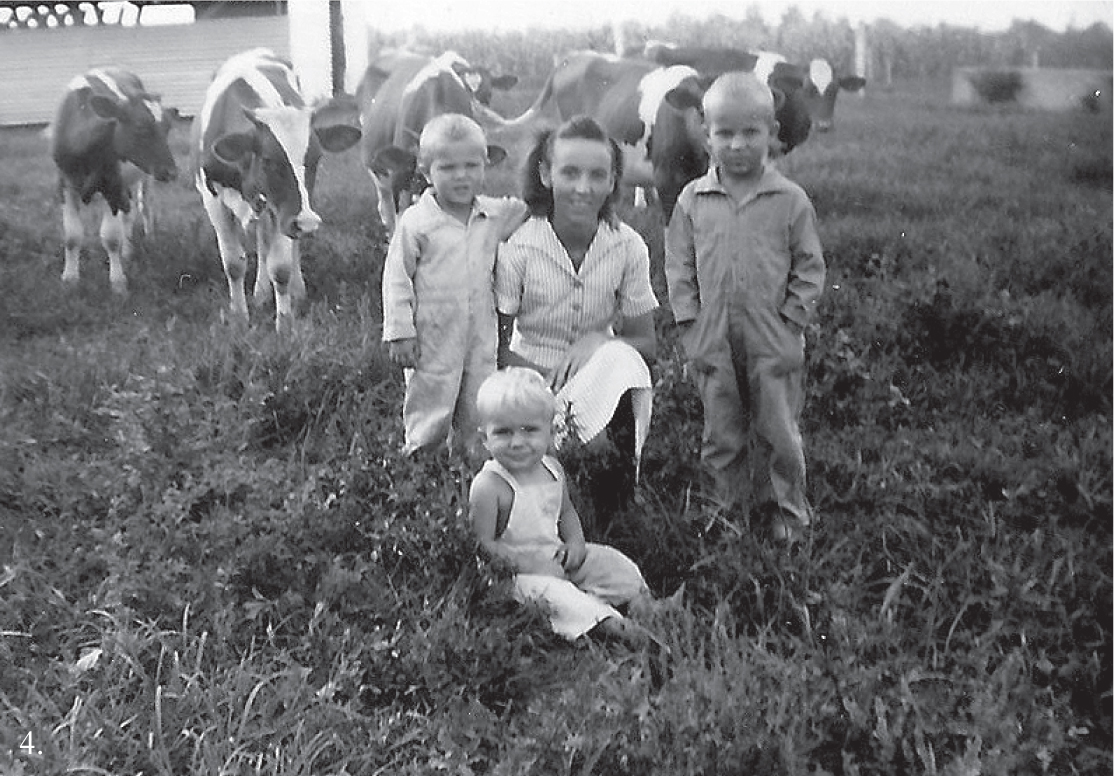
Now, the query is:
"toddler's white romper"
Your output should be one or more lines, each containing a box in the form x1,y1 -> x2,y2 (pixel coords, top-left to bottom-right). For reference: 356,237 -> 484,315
483,456 -> 649,639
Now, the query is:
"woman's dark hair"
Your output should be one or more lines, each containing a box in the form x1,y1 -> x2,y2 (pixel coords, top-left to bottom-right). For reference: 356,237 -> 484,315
521,114 -> 625,228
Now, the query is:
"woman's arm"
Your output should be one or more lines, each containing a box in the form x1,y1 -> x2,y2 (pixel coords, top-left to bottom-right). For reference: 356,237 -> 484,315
549,310 -> 658,392
498,312 -> 548,372
614,310 -> 657,364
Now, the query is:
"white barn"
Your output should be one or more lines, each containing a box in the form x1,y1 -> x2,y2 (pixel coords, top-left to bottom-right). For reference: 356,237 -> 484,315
0,0 -> 368,126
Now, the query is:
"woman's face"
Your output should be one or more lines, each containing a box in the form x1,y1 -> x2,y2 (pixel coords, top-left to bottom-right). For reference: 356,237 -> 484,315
540,137 -> 615,227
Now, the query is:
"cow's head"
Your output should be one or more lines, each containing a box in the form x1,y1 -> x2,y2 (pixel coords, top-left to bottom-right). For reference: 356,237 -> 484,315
370,141 -> 507,212
88,91 -> 179,182
804,60 -> 865,131
449,60 -> 518,107
211,100 -> 360,238
662,62 -> 812,160
657,76 -> 713,221
766,62 -> 812,152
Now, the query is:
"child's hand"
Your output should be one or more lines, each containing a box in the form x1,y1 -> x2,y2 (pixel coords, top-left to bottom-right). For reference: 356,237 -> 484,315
557,541 -> 587,573
497,197 -> 529,240
388,338 -> 419,368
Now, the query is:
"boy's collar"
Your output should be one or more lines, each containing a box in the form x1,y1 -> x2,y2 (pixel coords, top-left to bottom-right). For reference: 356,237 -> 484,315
696,164 -> 788,196
423,187 -> 488,219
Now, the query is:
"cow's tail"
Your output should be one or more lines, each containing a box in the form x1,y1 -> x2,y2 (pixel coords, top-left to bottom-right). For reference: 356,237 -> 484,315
504,69 -> 556,127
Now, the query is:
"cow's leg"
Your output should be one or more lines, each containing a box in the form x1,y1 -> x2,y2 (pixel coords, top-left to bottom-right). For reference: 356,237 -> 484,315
252,226 -> 271,306
60,185 -> 84,286
289,239 -> 306,303
134,177 -> 153,237
369,170 -> 397,238
201,191 -> 249,322
99,206 -> 132,295
260,223 -> 298,332
250,215 -> 269,305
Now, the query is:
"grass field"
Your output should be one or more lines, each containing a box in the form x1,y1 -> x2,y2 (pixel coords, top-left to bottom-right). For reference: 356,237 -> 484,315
0,78 -> 1111,775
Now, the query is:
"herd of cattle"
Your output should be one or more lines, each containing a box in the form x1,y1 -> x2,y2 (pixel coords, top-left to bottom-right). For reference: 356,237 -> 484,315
49,44 -> 864,330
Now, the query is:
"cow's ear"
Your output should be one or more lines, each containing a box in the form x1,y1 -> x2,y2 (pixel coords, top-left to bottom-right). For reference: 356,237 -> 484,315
317,123 -> 361,153
89,95 -> 123,121
213,132 -> 256,166
490,74 -> 518,91
313,94 -> 360,128
371,145 -> 415,176
771,72 -> 805,94
664,86 -> 703,114
486,145 -> 508,166
165,106 -> 181,123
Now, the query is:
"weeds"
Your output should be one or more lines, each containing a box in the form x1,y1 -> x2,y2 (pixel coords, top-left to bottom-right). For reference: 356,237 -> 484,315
1,80 -> 1111,774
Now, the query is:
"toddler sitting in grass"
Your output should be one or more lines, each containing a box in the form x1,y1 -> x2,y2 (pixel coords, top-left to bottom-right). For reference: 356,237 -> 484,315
468,367 -> 656,647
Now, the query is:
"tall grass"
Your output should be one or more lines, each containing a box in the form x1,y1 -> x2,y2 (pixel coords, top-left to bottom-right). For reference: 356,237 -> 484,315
1,80 -> 1110,775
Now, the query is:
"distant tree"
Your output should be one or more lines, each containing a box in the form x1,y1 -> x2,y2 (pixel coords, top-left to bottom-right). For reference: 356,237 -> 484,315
1053,22 -> 1114,68
743,3 -> 768,41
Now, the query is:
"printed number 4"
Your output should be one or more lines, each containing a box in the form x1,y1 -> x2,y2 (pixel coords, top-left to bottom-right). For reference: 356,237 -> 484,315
20,731 -> 35,755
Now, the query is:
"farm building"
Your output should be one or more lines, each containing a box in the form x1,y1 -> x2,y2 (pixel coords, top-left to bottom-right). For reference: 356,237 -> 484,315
952,66 -> 1113,113
0,0 -> 369,126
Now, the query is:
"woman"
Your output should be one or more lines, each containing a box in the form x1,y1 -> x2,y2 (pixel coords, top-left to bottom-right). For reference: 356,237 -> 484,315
495,115 -> 658,521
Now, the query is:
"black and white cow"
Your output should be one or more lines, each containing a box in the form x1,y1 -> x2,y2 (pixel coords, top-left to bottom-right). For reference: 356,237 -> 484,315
510,51 -> 747,222
647,44 -> 865,132
193,49 -> 361,331
357,51 -> 517,237
643,45 -> 816,151
50,67 -> 178,294
802,59 -> 866,131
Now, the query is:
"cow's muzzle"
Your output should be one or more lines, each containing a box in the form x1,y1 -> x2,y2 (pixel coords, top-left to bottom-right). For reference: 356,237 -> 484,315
287,210 -> 322,238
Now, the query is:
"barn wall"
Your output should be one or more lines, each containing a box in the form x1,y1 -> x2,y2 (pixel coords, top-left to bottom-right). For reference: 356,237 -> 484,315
0,16 -> 289,126
952,67 -> 1113,112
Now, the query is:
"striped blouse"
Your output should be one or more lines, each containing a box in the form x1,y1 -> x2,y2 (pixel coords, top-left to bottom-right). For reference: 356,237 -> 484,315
495,217 -> 659,373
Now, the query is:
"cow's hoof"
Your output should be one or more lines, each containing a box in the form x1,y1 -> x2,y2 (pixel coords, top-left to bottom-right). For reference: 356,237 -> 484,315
222,307 -> 250,328
111,281 -> 129,297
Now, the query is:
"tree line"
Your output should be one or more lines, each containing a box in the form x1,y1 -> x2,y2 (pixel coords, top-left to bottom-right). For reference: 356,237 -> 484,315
368,7 -> 1113,87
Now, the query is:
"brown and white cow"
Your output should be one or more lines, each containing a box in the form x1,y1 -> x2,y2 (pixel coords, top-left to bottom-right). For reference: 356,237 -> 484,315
357,51 -> 517,237
50,68 -> 178,295
193,49 -> 361,331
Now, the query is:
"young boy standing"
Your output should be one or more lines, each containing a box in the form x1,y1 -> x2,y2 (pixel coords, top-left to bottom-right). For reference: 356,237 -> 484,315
665,73 -> 826,541
382,114 -> 526,459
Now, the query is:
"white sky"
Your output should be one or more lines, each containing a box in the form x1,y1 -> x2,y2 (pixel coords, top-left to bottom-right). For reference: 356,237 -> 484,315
360,0 -> 1112,33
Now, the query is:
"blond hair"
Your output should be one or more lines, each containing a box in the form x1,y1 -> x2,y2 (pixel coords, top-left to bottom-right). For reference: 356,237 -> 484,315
417,113 -> 488,168
703,72 -> 776,123
476,367 -> 556,424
